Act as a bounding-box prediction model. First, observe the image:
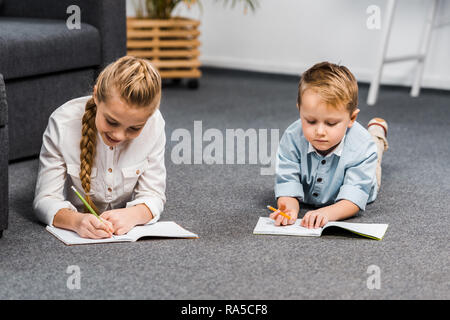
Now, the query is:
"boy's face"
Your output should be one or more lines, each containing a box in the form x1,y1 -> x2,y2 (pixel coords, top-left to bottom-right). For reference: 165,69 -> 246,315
94,87 -> 154,147
299,89 -> 359,155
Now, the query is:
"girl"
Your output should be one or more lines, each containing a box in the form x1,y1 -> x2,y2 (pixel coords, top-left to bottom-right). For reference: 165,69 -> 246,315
33,56 -> 166,239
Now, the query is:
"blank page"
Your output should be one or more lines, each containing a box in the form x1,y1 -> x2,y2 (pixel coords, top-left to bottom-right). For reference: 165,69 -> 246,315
126,221 -> 199,240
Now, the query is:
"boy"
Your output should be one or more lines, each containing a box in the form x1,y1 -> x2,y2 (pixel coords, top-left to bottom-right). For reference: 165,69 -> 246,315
270,62 -> 388,229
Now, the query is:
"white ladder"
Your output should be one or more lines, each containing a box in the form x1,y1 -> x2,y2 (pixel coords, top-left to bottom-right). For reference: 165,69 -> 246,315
367,0 -> 448,105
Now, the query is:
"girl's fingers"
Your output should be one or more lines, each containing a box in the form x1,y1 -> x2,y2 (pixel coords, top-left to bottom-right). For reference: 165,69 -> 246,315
85,226 -> 104,239
89,219 -> 113,237
103,220 -> 115,233
115,227 -> 129,236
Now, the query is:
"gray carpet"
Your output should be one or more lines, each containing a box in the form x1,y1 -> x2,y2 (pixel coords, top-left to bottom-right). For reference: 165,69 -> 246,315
1,68 -> 449,299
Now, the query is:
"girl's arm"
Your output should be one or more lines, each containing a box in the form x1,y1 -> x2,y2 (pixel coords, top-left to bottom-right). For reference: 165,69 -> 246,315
33,115 -> 78,226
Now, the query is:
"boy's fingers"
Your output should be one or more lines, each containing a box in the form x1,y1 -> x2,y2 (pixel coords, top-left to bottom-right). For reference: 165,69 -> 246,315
301,214 -> 309,227
308,213 -> 317,229
315,215 -> 322,229
269,211 -> 279,220
274,214 -> 283,226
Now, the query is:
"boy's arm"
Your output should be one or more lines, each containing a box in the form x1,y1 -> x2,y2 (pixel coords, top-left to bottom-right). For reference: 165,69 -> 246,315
274,128 -> 304,201
323,200 -> 360,221
301,200 -> 360,229
335,143 -> 378,211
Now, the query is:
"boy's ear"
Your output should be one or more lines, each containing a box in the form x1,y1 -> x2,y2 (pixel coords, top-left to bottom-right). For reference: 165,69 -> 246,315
348,108 -> 360,128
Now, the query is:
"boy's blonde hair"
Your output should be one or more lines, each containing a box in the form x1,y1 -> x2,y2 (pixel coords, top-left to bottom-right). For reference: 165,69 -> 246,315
79,56 -> 162,213
297,62 -> 358,114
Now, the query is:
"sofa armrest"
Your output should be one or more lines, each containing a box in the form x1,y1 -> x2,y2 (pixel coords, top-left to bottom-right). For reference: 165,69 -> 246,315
1,0 -> 126,67
0,74 -> 7,128
0,73 -> 8,234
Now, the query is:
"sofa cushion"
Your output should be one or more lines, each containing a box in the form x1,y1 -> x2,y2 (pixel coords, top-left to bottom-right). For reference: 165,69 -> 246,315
0,17 -> 101,80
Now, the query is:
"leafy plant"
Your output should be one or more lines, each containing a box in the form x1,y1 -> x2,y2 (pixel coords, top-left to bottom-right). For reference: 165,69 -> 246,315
133,0 -> 259,19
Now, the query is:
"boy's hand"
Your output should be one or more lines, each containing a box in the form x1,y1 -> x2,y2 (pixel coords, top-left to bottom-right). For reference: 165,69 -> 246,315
74,213 -> 114,239
270,196 -> 300,226
100,208 -> 138,236
301,207 -> 329,229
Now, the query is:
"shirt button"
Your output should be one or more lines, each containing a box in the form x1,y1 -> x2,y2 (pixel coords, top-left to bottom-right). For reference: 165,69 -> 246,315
109,146 -> 113,150
108,187 -> 112,192
317,177 -> 322,183
108,168 -> 112,173
136,170 -> 140,175
321,160 -> 326,165
313,192 -> 319,197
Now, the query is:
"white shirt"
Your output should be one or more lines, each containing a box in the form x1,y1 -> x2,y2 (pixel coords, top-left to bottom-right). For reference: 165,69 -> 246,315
33,96 -> 166,226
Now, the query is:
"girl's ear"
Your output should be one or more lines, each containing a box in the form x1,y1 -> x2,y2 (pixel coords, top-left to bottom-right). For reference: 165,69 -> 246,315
93,85 -> 98,105
348,108 -> 360,128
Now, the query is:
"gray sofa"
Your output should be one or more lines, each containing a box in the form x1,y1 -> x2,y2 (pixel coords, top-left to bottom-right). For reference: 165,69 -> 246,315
0,0 -> 126,237
0,74 -> 8,238
0,0 -> 127,160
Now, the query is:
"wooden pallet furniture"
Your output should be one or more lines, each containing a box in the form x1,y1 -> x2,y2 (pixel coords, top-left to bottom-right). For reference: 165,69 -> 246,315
127,17 -> 201,88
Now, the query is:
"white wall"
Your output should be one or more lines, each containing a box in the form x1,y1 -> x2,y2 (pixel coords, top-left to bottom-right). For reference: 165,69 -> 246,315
126,0 -> 450,90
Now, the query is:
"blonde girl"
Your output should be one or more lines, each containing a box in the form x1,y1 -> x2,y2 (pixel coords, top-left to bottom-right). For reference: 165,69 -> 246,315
33,56 -> 166,239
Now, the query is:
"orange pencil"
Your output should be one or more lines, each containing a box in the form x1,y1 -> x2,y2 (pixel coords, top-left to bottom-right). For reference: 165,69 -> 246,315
267,205 -> 292,220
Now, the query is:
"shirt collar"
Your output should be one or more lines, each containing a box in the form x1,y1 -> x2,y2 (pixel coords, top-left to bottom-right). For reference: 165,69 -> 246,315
307,135 -> 345,158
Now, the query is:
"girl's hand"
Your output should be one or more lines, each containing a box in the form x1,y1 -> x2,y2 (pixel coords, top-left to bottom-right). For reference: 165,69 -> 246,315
74,213 -> 114,239
101,208 -> 139,236
301,208 -> 329,229
270,196 -> 300,226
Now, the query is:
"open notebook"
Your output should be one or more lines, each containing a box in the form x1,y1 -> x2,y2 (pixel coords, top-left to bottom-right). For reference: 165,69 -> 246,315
253,217 -> 388,240
47,221 -> 198,245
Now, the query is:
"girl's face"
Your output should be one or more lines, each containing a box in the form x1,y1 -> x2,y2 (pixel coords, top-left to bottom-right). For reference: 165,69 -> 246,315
299,89 -> 359,156
94,88 -> 155,147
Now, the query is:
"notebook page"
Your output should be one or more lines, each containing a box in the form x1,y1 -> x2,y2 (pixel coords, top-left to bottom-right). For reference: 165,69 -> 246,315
46,226 -> 124,245
324,221 -> 389,240
253,217 -> 322,237
125,221 -> 199,240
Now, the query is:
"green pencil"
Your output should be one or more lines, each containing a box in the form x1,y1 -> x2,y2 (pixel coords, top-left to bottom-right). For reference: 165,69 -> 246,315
71,185 -> 114,237
71,185 -> 102,220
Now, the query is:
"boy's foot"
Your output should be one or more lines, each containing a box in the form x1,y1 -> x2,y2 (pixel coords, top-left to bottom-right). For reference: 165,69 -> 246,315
368,117 -> 388,150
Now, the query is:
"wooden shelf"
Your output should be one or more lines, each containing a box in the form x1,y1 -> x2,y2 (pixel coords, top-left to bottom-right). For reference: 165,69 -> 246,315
127,17 -> 201,80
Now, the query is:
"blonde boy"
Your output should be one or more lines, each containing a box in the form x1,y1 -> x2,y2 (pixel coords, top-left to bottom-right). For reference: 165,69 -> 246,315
270,62 -> 388,229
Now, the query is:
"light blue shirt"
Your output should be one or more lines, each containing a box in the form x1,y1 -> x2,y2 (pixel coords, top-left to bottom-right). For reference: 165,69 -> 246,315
275,119 -> 378,210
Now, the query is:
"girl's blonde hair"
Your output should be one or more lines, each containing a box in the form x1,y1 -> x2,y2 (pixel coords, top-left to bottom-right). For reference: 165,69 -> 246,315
297,61 -> 358,114
79,56 -> 162,213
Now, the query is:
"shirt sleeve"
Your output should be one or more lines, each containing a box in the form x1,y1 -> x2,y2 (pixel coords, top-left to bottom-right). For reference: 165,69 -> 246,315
274,129 -> 304,200
33,116 -> 77,226
335,142 -> 378,211
126,119 -> 166,225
